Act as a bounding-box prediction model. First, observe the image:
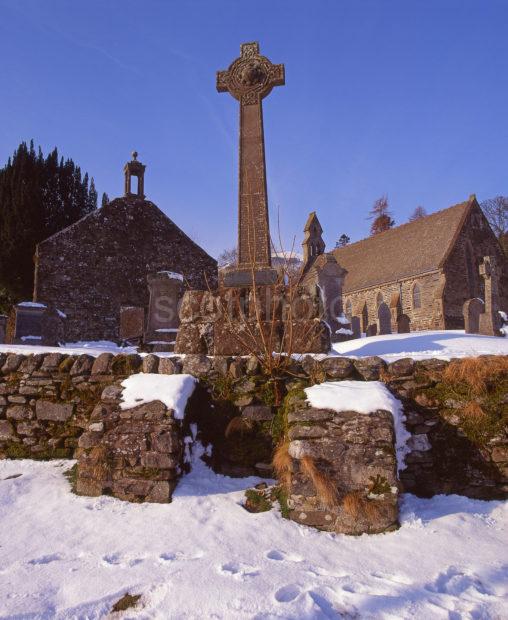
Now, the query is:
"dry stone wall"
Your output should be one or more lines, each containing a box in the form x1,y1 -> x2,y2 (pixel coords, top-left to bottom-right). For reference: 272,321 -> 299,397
0,350 -> 506,513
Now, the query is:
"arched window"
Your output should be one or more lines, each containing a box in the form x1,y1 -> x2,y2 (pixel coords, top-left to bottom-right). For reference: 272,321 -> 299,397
345,299 -> 352,319
361,302 -> 369,333
376,291 -> 384,308
412,283 -> 421,309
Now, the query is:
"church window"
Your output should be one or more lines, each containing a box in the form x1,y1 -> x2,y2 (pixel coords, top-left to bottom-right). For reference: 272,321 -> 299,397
412,283 -> 421,309
376,291 -> 384,308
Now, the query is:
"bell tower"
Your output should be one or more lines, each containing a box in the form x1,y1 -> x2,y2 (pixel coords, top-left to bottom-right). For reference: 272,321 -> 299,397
124,151 -> 146,198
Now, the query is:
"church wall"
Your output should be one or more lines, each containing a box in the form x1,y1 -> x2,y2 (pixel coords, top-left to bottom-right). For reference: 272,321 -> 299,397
34,198 -> 218,342
442,204 -> 508,327
343,271 -> 443,335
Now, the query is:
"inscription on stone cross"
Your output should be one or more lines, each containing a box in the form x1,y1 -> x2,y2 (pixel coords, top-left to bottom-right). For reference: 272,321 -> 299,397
217,42 -> 285,286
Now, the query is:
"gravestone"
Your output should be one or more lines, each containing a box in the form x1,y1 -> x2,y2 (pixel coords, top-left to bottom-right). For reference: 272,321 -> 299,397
0,315 -> 7,344
6,302 -> 47,345
144,272 -> 184,350
397,314 -> 411,334
366,324 -> 378,337
350,316 -> 361,339
119,306 -> 145,344
377,302 -> 392,335
217,42 -> 284,286
463,298 -> 484,334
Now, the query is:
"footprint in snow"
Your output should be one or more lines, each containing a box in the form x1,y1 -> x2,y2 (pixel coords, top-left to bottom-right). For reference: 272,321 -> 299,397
266,549 -> 303,563
425,566 -> 492,596
159,550 -> 204,563
274,584 -> 301,603
219,561 -> 260,579
101,553 -> 143,568
29,553 -> 63,565
371,571 -> 414,585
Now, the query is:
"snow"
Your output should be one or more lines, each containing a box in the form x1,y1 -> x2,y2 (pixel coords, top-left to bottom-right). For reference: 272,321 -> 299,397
331,329 -> 508,361
17,301 -> 47,308
336,313 -> 350,325
0,459 -> 507,619
0,341 -> 139,357
120,373 -> 197,419
335,327 -> 353,335
155,328 -> 178,333
158,270 -> 184,282
20,335 -> 42,342
305,381 -> 411,471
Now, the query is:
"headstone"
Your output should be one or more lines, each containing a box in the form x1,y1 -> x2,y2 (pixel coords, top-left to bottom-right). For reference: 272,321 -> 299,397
120,306 -> 145,344
366,323 -> 378,337
6,302 -> 47,345
144,272 -> 184,350
217,42 -> 284,286
377,302 -> 392,335
0,315 -> 7,344
350,316 -> 361,339
478,256 -> 503,336
397,314 -> 411,334
463,298 -> 484,334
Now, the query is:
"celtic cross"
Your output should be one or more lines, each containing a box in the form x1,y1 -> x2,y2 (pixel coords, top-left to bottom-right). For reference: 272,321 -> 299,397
217,42 -> 285,280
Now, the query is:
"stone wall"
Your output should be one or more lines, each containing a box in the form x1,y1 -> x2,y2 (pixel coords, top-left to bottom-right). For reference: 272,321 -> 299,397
34,196 -> 218,342
0,350 -> 506,507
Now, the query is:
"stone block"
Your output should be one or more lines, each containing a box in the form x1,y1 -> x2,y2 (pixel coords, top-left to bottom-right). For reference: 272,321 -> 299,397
36,400 -> 74,422
320,357 -> 354,379
142,354 -> 160,374
6,405 -> 33,421
182,354 -> 212,376
353,356 -> 386,380
70,355 -> 95,377
0,419 -> 15,440
241,405 -> 273,422
2,354 -> 25,375
159,357 -> 182,375
91,353 -> 114,375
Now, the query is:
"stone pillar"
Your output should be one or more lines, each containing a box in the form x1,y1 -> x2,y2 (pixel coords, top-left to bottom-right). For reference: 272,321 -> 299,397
144,272 -> 184,350
479,256 -> 502,336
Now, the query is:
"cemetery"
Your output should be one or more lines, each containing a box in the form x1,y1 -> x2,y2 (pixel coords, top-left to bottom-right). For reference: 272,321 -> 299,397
1,6 -> 507,618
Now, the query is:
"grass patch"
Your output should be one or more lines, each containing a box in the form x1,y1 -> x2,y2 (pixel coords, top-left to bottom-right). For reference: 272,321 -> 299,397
244,488 -> 272,513
111,593 -> 142,613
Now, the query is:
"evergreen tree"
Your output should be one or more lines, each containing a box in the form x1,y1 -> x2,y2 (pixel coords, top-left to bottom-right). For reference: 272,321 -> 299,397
368,195 -> 395,235
335,234 -> 350,248
101,192 -> 110,208
0,141 -> 98,309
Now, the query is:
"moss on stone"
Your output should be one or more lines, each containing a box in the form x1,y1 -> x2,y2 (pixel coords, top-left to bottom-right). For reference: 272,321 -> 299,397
244,488 -> 272,513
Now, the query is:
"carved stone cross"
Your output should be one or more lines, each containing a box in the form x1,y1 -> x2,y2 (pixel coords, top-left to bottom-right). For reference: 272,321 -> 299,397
217,42 -> 285,285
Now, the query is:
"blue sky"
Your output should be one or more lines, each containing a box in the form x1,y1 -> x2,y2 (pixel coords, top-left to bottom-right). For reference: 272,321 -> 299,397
1,0 -> 507,258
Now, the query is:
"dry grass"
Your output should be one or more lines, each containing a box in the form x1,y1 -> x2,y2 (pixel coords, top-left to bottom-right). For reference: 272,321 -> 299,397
272,441 -> 292,490
225,416 -> 253,438
342,490 -> 384,521
300,455 -> 338,508
462,401 -> 488,422
443,356 -> 508,395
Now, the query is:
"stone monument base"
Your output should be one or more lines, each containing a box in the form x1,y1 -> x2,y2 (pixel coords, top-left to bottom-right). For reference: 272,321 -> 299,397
222,266 -> 278,287
174,287 -> 331,355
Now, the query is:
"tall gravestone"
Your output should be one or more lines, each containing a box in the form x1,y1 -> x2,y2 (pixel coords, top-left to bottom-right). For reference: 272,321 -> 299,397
0,315 -> 7,344
217,42 -> 285,286
144,272 -> 184,350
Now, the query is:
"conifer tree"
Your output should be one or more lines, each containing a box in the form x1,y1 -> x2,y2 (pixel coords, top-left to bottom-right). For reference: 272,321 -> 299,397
0,141 -> 97,309
101,192 -> 110,208
409,205 -> 427,222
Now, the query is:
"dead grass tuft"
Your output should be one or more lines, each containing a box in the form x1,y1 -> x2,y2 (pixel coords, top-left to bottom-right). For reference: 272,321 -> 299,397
272,441 -> 292,490
342,490 -> 384,521
443,356 -> 508,395
462,401 -> 488,422
300,455 -> 338,508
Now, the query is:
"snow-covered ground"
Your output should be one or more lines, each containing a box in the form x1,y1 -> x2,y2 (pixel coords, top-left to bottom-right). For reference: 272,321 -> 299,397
1,330 -> 507,361
1,458 -> 507,619
331,330 -> 508,361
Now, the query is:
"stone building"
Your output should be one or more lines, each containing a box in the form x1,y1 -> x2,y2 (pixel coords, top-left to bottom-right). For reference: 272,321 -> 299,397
33,153 -> 217,342
331,195 -> 508,334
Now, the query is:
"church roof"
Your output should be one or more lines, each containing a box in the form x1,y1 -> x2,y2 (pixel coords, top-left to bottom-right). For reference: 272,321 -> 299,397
304,211 -> 322,234
332,196 -> 476,293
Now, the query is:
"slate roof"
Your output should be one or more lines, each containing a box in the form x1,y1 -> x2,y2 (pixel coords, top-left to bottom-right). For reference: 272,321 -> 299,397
332,196 -> 475,293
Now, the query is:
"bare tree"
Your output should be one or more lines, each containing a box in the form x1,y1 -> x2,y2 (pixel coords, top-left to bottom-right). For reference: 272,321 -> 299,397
481,196 -> 508,238
218,247 -> 238,268
409,206 -> 427,222
368,195 -> 395,235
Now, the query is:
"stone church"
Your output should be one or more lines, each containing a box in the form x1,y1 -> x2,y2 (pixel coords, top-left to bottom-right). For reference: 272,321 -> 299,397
306,195 -> 508,335
33,153 -> 217,342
